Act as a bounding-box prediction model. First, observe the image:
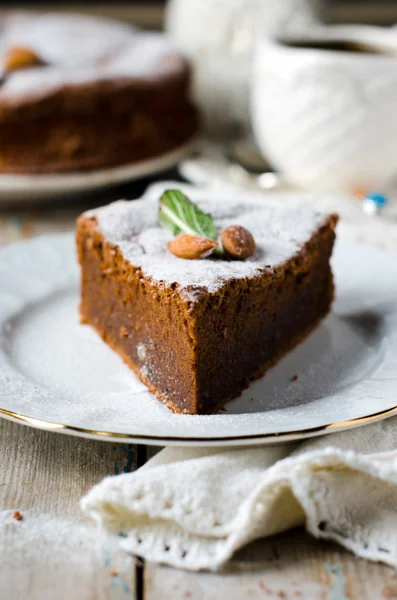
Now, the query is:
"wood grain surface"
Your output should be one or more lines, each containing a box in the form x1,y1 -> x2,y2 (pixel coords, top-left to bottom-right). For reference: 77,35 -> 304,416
145,531 -> 397,600
0,419 -> 138,600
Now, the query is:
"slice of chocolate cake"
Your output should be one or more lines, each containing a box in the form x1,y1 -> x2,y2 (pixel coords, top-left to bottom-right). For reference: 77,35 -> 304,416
76,185 -> 338,414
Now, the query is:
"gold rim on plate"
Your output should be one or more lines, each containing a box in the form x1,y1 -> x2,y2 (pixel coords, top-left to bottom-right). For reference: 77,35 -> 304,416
1,404 -> 397,446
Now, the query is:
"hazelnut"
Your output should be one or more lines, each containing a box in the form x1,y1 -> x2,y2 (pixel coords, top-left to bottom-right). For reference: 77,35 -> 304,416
221,225 -> 256,259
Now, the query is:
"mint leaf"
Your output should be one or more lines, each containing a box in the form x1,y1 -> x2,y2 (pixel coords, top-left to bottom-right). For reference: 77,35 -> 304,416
159,189 -> 218,240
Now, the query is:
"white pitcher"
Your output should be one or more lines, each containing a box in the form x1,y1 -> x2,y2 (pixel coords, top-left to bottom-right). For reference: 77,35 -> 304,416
166,0 -> 324,135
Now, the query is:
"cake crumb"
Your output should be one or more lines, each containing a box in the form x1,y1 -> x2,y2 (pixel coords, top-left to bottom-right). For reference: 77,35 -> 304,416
137,343 -> 147,361
110,570 -> 118,577
12,511 -> 22,521
120,325 -> 129,338
250,397 -> 254,401
291,374 -> 299,382
382,585 -> 397,598
258,580 -> 272,593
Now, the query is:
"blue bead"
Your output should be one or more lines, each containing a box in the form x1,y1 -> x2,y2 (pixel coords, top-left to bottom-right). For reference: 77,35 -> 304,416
366,192 -> 388,207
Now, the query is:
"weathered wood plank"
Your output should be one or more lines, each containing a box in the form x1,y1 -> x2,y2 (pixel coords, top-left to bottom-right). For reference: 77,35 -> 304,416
0,211 -> 74,246
0,419 -> 137,600
145,528 -> 396,600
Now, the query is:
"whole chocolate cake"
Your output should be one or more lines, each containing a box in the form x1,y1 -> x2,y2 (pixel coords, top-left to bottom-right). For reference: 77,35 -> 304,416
0,13 -> 198,173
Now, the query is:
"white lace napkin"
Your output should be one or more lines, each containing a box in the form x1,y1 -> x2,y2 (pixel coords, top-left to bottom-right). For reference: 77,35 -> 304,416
82,418 -> 397,571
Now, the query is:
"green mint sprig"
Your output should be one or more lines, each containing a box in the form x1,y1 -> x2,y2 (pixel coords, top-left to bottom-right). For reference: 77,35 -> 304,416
159,189 -> 219,241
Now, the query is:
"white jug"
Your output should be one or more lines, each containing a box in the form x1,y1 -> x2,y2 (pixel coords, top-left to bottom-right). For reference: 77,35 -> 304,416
166,0 -> 324,135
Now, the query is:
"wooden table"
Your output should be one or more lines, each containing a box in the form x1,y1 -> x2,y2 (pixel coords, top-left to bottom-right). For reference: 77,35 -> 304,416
0,184 -> 396,599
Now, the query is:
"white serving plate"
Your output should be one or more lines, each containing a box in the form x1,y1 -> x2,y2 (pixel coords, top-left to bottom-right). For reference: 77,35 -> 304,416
0,138 -> 196,204
0,233 -> 396,446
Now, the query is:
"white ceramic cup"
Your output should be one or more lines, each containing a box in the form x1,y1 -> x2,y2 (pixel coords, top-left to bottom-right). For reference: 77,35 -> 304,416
251,25 -> 397,190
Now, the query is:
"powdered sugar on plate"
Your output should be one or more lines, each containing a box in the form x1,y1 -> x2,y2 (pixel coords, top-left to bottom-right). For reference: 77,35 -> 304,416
86,183 -> 328,299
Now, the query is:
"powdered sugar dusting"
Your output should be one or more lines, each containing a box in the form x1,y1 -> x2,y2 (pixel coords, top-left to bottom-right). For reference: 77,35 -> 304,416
0,13 -> 185,102
87,184 -> 329,300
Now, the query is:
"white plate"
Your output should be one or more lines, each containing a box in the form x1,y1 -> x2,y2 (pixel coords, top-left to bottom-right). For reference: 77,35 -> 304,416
0,233 -> 396,446
0,138 -> 196,204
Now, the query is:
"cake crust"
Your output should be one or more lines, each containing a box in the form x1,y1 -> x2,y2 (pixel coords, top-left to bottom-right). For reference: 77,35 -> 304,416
77,187 -> 338,414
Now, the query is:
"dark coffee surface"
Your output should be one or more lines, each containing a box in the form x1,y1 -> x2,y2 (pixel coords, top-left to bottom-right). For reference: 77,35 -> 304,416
282,38 -> 393,55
